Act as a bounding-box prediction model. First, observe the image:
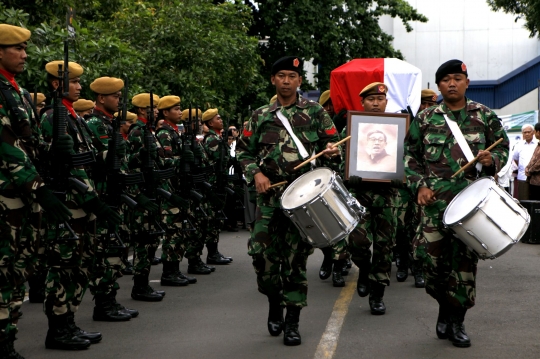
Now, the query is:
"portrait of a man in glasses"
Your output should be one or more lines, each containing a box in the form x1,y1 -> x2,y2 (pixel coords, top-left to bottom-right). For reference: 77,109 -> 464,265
357,126 -> 397,173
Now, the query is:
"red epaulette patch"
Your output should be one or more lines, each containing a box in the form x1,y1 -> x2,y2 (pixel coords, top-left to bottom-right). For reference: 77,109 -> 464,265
243,129 -> 253,137
99,135 -> 108,139
325,127 -> 337,135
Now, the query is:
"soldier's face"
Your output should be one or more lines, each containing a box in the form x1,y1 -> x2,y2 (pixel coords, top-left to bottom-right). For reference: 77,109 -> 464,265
120,122 -> 131,134
164,106 -> 182,124
0,43 -> 27,74
208,115 -> 223,131
437,74 -> 469,103
323,99 -> 335,117
67,77 -> 82,102
419,100 -> 436,111
362,95 -> 387,112
36,102 -> 45,113
271,71 -> 302,99
367,133 -> 387,154
99,91 -> 121,113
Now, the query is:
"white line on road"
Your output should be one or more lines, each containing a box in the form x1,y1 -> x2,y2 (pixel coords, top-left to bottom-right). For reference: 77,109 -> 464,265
314,266 -> 359,359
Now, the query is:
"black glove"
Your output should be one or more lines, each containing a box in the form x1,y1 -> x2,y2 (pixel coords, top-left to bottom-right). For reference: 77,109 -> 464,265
116,139 -> 127,158
348,176 -> 362,187
54,134 -> 74,155
82,197 -> 122,227
34,186 -> 72,222
193,145 -> 203,159
140,141 -> 157,160
390,178 -> 404,188
182,148 -> 194,164
169,193 -> 190,210
135,193 -> 159,213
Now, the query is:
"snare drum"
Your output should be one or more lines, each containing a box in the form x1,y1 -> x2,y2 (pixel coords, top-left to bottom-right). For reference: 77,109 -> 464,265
443,177 -> 530,259
280,167 -> 365,248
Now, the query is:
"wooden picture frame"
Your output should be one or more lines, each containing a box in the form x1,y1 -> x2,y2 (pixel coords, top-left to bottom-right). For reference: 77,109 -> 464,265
345,111 -> 410,182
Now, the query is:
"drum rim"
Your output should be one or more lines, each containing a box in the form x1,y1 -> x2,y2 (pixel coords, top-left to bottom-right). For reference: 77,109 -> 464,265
442,176 -> 494,227
280,167 -> 335,210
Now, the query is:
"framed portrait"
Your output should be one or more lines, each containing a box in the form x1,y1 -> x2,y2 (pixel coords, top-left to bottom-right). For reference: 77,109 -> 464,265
345,111 -> 410,182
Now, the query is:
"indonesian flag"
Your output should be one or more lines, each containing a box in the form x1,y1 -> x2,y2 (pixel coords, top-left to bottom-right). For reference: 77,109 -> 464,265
330,58 -> 422,117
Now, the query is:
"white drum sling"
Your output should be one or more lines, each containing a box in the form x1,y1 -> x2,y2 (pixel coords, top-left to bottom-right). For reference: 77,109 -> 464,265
280,167 -> 365,248
443,177 -> 530,259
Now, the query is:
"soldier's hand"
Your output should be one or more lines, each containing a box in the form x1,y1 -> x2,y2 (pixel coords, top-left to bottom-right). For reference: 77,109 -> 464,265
54,134 -> 74,155
322,142 -> 339,159
254,172 -> 271,194
477,150 -> 493,167
135,193 -> 159,213
182,148 -> 195,164
82,197 -> 122,226
34,186 -> 72,222
417,187 -> 436,206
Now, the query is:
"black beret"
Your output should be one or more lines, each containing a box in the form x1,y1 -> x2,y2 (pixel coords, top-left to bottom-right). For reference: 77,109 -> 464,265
271,56 -> 303,75
435,59 -> 468,84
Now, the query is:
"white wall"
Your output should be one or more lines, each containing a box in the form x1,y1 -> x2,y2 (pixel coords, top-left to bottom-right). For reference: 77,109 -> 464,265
381,0 -> 540,89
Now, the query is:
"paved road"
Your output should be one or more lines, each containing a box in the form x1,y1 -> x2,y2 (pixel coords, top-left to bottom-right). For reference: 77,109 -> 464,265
16,229 -> 540,359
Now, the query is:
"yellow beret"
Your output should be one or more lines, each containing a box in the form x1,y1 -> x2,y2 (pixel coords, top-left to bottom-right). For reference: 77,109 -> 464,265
31,93 -> 46,104
181,108 -> 202,121
114,111 -> 137,122
131,93 -> 160,108
73,99 -> 94,112
202,108 -> 219,122
157,95 -> 181,110
0,24 -> 31,46
90,77 -> 124,95
359,82 -> 387,98
270,94 -> 277,104
45,61 -> 84,79
319,90 -> 331,106
421,89 -> 438,102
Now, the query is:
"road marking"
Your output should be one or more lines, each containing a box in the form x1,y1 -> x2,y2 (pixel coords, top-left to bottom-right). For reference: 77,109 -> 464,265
314,266 -> 358,359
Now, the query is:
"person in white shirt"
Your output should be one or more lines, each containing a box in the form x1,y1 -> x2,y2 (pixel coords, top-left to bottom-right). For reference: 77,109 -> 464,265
512,124 -> 538,200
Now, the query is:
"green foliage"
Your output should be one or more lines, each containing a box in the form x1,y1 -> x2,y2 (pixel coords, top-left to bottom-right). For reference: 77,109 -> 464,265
487,0 -> 540,37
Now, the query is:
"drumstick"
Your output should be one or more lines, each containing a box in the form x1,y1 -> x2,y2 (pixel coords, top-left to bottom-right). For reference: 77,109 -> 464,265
450,138 -> 504,178
269,181 -> 288,189
293,136 -> 352,171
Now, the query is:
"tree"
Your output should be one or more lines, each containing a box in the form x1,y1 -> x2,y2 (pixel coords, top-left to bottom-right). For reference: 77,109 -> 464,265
487,0 -> 540,37
246,0 -> 427,95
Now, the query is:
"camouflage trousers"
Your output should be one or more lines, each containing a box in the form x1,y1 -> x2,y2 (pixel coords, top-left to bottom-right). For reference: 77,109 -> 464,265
205,196 -> 224,246
161,206 -> 188,263
88,218 -> 126,297
394,188 -> 421,269
413,180 -> 478,309
320,238 -> 349,261
348,188 -> 397,286
0,197 -> 38,341
184,200 -> 210,260
130,209 -> 162,277
249,204 -> 314,307
44,209 -> 96,316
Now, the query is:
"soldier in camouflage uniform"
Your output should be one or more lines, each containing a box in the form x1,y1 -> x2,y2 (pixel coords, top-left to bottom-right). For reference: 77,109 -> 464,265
404,59 -> 509,347
316,90 -> 349,288
155,95 -> 197,286
236,56 -> 341,346
346,82 -> 399,316
84,76 -> 141,321
41,60 -> 122,350
0,24 -> 73,359
202,108 -> 233,265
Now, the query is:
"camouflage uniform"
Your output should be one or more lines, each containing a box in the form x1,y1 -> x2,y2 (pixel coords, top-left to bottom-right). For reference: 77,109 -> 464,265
0,73 -> 44,343
41,102 -> 100,316
404,98 -> 509,309
236,95 -> 341,307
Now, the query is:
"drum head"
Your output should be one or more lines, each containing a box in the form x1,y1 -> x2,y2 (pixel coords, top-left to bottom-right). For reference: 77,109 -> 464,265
281,168 -> 334,210
444,177 -> 492,225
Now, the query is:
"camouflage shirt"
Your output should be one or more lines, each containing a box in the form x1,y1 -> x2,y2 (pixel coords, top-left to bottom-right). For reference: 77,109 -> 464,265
203,128 -> 229,184
86,107 -> 114,152
404,98 -> 509,196
0,73 -> 44,197
236,95 -> 341,207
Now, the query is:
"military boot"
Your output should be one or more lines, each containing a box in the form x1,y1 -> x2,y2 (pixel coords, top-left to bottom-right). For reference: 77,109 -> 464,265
27,271 -> 46,303
121,260 -> 134,275
199,257 -> 216,272
66,311 -> 102,344
395,251 -> 409,282
45,313 -> 91,350
356,261 -> 371,297
369,281 -> 386,315
267,295 -> 284,336
161,261 -> 189,286
151,256 -> 162,265
177,270 -> 197,284
110,289 -> 139,318
447,308 -> 471,348
436,302 -> 450,339
319,257 -> 332,280
93,293 -> 132,322
206,243 -> 231,265
131,274 -> 164,302
283,306 -> 302,346
332,260 -> 346,287
411,259 -> 425,288
187,257 -> 212,274
0,335 -> 24,359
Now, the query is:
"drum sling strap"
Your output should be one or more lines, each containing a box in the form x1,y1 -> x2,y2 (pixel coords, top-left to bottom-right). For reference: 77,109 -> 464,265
443,114 -> 482,175
276,110 -> 315,166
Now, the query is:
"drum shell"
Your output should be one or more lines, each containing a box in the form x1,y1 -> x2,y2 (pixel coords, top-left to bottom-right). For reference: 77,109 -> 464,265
281,169 -> 364,248
443,177 -> 530,260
